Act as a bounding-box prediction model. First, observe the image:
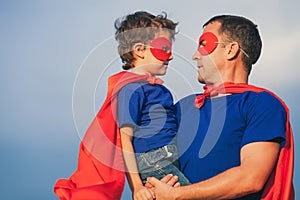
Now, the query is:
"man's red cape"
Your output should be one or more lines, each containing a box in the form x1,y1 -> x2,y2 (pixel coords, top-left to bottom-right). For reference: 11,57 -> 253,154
195,82 -> 294,200
54,71 -> 160,200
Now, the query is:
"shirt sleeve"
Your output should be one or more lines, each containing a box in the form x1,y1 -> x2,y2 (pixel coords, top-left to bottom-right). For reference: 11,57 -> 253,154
117,83 -> 144,129
174,101 -> 181,127
242,92 -> 287,147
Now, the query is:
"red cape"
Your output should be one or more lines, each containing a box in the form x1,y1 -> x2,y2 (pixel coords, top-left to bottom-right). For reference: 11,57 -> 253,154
54,71 -> 160,200
195,82 -> 294,200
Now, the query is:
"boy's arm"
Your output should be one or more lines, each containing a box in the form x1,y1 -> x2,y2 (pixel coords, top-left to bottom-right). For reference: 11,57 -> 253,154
120,126 -> 143,188
120,126 -> 155,200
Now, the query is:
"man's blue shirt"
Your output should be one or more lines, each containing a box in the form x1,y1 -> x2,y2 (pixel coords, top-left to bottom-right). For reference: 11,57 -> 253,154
176,91 -> 286,199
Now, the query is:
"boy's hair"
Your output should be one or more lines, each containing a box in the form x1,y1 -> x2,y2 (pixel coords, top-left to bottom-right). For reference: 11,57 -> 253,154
114,11 -> 178,70
203,15 -> 262,75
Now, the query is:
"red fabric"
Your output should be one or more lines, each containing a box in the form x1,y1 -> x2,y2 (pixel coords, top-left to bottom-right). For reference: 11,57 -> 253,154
150,37 -> 172,61
54,71 -> 163,200
197,32 -> 218,55
194,84 -> 226,108
195,82 -> 294,199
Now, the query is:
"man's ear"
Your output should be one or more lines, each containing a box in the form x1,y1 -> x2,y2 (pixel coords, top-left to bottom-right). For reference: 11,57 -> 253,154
226,42 -> 239,60
133,43 -> 146,59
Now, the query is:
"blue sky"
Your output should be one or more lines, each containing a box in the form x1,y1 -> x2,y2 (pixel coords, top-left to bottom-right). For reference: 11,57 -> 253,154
1,0 -> 299,199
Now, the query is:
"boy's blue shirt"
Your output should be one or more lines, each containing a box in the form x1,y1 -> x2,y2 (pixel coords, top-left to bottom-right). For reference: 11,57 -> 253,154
117,82 -> 178,153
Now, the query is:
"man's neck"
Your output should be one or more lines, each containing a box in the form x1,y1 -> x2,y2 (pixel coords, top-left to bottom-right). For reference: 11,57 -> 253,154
210,64 -> 248,87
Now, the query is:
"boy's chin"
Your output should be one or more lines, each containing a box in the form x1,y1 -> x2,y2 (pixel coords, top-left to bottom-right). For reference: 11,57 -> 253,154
158,70 -> 167,76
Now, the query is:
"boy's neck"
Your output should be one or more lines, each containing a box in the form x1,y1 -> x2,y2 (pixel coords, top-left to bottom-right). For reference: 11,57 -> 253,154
131,68 -> 153,77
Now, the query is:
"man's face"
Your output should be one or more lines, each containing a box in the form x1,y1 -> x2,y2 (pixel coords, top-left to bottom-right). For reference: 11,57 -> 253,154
192,21 -> 226,85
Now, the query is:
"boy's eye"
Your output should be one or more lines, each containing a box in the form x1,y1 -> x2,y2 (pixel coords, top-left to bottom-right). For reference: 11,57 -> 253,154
199,39 -> 207,47
149,37 -> 172,61
162,45 -> 170,52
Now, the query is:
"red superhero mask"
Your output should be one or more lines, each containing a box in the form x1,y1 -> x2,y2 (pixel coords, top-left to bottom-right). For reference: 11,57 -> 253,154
197,32 -> 218,55
150,37 -> 172,61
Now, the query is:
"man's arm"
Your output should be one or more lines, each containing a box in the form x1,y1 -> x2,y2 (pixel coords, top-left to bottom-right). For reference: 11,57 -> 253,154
148,141 -> 280,200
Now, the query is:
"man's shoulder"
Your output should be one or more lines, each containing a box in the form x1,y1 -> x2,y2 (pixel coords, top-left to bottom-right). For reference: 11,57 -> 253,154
175,93 -> 201,108
239,84 -> 285,105
240,90 -> 284,107
177,93 -> 200,102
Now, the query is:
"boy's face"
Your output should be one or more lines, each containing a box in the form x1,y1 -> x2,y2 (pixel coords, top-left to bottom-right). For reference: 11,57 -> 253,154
142,31 -> 173,76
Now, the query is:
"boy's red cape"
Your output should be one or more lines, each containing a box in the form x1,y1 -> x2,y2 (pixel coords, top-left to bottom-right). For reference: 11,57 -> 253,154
195,82 -> 294,200
54,71 -> 163,200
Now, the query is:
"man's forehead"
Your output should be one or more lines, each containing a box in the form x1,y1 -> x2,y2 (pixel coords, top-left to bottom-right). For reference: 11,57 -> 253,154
203,21 -> 221,34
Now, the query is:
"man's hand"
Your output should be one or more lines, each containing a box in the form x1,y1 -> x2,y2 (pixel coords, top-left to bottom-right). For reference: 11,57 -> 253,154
147,177 -> 177,200
145,174 -> 180,189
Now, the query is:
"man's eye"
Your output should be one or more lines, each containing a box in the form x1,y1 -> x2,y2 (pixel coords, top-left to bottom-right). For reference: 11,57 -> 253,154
199,40 -> 207,47
162,46 -> 170,52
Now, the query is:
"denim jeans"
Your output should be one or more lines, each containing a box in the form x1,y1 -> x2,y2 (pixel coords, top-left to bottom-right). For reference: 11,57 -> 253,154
136,144 -> 190,186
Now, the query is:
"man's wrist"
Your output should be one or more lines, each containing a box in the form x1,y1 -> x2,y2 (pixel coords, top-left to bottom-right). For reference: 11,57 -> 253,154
173,186 -> 182,200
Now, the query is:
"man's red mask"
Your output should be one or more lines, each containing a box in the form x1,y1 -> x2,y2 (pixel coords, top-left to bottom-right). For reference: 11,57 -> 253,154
197,32 -> 218,55
150,37 -> 172,61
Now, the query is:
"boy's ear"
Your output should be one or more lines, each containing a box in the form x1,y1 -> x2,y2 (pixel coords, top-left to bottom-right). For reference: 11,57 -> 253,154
226,42 -> 239,60
133,43 -> 146,59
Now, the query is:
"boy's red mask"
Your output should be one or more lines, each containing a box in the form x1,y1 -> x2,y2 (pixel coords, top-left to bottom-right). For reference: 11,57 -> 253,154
150,37 -> 172,61
197,32 -> 218,55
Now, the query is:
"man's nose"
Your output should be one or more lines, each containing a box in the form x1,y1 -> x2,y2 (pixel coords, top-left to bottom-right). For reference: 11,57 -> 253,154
192,50 -> 201,60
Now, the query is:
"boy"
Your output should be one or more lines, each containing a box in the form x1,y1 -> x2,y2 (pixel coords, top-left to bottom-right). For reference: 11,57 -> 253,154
115,11 -> 190,200
54,11 -> 189,200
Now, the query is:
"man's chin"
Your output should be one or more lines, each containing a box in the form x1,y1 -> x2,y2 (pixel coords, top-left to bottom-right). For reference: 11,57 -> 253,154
198,77 -> 205,84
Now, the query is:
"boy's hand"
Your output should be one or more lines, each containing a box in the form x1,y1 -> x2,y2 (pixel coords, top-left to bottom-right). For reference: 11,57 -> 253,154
133,185 -> 155,200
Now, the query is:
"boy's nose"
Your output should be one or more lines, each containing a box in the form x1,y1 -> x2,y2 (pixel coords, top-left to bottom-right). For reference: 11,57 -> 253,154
168,54 -> 173,61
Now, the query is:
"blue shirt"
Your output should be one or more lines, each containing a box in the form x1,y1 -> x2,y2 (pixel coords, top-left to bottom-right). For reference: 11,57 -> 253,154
117,82 -> 178,153
176,91 -> 286,199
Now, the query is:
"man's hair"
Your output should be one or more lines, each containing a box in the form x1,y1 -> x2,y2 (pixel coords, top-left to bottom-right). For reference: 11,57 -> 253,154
203,15 -> 262,74
115,11 -> 178,70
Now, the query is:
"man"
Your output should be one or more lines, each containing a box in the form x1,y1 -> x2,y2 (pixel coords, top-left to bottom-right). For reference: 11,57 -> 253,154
147,15 -> 294,199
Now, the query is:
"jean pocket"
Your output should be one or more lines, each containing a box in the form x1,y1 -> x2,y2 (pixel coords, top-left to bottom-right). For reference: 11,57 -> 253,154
136,148 -> 168,171
144,149 -> 168,164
